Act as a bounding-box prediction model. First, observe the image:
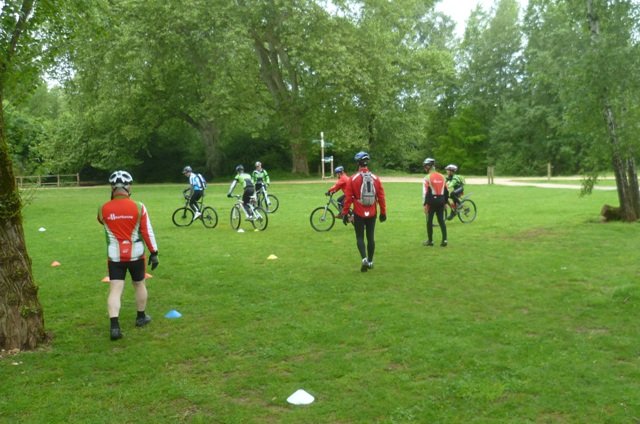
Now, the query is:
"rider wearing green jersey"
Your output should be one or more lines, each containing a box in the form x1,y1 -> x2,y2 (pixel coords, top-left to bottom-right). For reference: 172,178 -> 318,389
445,164 -> 465,219
251,161 -> 271,192
227,165 -> 256,218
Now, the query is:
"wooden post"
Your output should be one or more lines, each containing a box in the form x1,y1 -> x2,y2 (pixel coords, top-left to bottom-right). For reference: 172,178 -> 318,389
487,166 -> 495,185
76,173 -> 80,186
547,162 -> 552,180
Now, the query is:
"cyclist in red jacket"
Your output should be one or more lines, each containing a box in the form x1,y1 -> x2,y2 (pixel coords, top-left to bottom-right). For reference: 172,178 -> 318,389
342,152 -> 387,272
98,171 -> 159,341
325,165 -> 349,215
422,158 -> 448,247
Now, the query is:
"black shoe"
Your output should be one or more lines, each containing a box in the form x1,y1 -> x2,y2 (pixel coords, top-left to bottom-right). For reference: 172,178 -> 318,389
360,258 -> 369,272
110,327 -> 123,341
440,240 -> 448,247
423,240 -> 434,247
135,315 -> 152,327
447,212 -> 455,220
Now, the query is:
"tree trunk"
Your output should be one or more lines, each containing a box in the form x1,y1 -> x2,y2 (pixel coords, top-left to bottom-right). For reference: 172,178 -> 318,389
287,116 -> 309,175
588,0 -> 639,222
198,120 -> 222,178
0,93 -> 47,350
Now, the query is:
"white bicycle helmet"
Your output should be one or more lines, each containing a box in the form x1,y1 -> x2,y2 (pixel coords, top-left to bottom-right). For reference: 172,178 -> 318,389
445,164 -> 458,172
255,161 -> 262,167
109,170 -> 133,188
423,157 -> 435,166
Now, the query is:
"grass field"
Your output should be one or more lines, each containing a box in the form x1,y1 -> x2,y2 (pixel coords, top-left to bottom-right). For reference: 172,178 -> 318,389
2,181 -> 639,423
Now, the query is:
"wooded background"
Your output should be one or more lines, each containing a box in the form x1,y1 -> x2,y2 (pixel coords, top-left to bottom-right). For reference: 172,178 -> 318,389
5,0 -> 639,182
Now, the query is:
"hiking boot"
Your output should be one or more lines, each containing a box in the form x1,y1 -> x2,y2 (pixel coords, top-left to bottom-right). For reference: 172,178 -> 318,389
110,327 -> 123,341
440,240 -> 448,247
360,258 -> 369,273
135,314 -> 152,327
423,240 -> 434,247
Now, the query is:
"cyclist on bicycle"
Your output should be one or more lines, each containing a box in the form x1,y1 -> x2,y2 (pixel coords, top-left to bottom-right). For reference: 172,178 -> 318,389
227,164 -> 255,219
182,165 -> 206,220
445,164 -> 465,219
326,165 -> 349,216
251,161 -> 271,192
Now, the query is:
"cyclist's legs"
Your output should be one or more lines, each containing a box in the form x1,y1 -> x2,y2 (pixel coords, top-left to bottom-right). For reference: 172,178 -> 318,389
426,208 -> 435,241
364,216 -> 376,262
242,188 -> 255,216
189,190 -> 203,213
337,194 -> 345,213
451,187 -> 463,206
353,215 -> 367,260
435,206 -> 447,241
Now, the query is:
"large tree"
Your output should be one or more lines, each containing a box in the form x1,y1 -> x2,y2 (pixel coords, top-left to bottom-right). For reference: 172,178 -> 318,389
0,0 -> 63,350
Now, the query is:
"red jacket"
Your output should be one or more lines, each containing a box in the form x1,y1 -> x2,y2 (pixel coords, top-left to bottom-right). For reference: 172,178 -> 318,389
342,167 -> 386,218
98,195 -> 158,262
423,171 -> 448,205
328,173 -> 349,194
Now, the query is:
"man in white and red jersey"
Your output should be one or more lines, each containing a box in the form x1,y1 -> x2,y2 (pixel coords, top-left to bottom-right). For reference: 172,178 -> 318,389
98,170 -> 159,341
422,158 -> 448,247
342,151 -> 387,272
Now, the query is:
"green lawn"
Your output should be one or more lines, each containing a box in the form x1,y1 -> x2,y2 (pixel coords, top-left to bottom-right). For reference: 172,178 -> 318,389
2,181 -> 639,423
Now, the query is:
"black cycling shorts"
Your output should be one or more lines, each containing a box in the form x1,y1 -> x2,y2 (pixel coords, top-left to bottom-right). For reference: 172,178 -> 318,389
108,258 -> 146,282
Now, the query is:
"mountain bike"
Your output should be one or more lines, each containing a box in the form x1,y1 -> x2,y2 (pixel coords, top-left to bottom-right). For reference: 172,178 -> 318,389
310,192 -> 347,232
255,184 -> 280,213
229,194 -> 268,231
172,189 -> 218,228
444,193 -> 477,223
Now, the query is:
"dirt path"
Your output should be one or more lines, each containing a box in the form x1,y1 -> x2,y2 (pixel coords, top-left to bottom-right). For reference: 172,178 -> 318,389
283,176 -> 616,191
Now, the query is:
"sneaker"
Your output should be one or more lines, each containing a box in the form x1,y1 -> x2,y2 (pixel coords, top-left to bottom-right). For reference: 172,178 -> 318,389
423,240 -> 434,247
368,261 -> 374,270
135,314 -> 152,327
360,258 -> 369,273
193,211 -> 202,221
447,212 -> 455,220
440,240 -> 448,247
247,215 -> 256,221
110,327 -> 123,341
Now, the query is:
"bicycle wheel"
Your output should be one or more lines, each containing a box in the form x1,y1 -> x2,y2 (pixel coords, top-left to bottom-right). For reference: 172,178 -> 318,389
310,206 -> 335,231
251,207 -> 269,231
264,194 -> 280,213
172,207 -> 194,227
230,206 -> 242,230
457,199 -> 477,223
201,206 -> 218,228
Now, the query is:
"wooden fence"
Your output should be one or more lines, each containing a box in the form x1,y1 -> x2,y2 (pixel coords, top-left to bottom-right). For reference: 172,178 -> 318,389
15,174 -> 80,188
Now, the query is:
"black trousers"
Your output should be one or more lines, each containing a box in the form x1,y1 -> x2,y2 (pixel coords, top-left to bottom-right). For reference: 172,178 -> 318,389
189,190 -> 203,213
426,205 -> 447,242
353,215 -> 376,261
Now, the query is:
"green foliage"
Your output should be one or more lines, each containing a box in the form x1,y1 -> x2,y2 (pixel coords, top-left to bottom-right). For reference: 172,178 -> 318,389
3,182 -> 639,423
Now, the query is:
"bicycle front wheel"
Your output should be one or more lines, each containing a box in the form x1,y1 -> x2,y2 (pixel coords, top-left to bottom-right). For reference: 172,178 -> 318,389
251,207 -> 269,231
264,194 -> 279,213
172,207 -> 194,227
230,206 -> 242,230
457,199 -> 477,223
310,206 -> 335,231
201,206 -> 218,228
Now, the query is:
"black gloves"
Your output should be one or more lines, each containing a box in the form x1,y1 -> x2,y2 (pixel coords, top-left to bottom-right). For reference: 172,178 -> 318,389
325,191 -> 331,196
148,252 -> 159,270
227,193 -> 232,198
343,214 -> 350,225
379,214 -> 387,223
